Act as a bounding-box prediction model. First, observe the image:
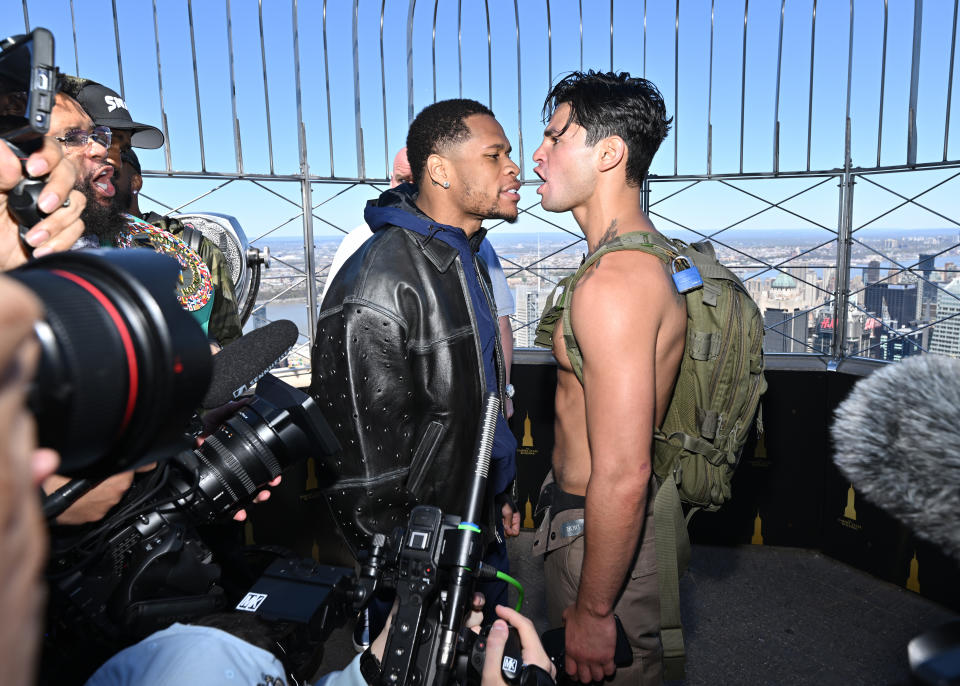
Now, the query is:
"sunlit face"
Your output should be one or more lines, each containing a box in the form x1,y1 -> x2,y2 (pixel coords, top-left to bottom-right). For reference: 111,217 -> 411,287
50,94 -> 114,207
390,165 -> 412,188
106,128 -> 132,173
445,114 -> 521,223
532,103 -> 597,213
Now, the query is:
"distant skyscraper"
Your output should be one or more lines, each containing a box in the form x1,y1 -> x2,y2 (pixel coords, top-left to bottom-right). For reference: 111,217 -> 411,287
865,282 -> 885,317
812,310 -> 835,354
512,286 -> 541,348
865,259 -> 881,285
884,283 -> 918,328
918,253 -> 937,320
875,328 -> 925,362
863,282 -> 917,327
929,279 -> 960,358
763,308 -> 808,353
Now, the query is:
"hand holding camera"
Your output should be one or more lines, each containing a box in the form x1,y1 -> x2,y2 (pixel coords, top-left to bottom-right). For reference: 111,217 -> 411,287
481,606 -> 556,686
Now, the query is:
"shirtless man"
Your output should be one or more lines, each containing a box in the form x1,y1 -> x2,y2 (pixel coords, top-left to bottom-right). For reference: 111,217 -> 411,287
531,72 -> 681,685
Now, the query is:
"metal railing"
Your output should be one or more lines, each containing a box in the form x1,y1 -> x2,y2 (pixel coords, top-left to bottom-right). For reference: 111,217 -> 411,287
7,0 -> 960,367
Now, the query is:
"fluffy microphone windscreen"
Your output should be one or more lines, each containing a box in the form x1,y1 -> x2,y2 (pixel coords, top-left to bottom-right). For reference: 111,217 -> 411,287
831,354 -> 960,559
201,319 -> 299,409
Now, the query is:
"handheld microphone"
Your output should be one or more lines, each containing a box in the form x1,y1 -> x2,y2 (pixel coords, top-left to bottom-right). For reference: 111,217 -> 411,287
435,392 -> 500,682
830,354 -> 960,559
201,319 -> 299,409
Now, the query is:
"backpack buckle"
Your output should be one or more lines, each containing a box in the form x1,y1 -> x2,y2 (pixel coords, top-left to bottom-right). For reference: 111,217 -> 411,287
671,256 -> 703,294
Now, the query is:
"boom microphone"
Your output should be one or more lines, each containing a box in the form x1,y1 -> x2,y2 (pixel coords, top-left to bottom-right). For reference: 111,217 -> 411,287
201,319 -> 299,409
831,354 -> 960,559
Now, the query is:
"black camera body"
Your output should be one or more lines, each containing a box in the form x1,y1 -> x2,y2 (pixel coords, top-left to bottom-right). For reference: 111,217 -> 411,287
0,27 -> 56,142
48,372 -> 339,644
237,503 -> 522,686
1,27 -> 59,233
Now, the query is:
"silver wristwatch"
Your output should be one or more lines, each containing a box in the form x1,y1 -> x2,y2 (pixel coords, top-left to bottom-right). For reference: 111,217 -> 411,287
504,383 -> 516,399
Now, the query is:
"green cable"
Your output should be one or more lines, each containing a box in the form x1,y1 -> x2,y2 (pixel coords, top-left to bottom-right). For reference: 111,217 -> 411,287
495,570 -> 524,612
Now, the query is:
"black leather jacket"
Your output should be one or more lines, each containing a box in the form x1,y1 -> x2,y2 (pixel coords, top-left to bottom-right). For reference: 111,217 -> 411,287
310,185 -> 509,554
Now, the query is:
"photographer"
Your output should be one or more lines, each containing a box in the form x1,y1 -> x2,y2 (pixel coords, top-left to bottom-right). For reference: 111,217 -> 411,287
84,600 -> 557,686
0,274 -> 59,686
0,130 -> 85,268
0,144 -> 70,685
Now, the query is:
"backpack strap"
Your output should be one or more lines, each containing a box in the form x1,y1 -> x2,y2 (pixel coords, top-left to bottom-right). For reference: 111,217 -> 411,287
654,474 -> 691,681
533,273 -> 575,349
541,231 -> 677,382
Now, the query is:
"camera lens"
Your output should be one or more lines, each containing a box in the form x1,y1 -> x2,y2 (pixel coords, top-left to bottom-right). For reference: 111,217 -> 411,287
9,249 -> 212,477
183,374 -> 339,522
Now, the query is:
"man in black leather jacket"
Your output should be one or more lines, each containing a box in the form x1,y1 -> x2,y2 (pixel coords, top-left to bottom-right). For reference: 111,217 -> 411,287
310,99 -> 521,602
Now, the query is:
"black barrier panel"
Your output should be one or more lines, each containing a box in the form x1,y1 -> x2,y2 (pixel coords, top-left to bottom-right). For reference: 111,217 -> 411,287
247,457 -> 356,568
508,360 -> 960,613
245,362 -> 960,613
820,370 -> 960,611
508,362 -> 557,531
688,369 -> 833,549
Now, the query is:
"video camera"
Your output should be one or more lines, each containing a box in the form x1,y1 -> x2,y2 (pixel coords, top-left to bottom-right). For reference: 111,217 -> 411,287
231,394 -> 534,686
1,27 -> 59,233
14,248 -> 340,683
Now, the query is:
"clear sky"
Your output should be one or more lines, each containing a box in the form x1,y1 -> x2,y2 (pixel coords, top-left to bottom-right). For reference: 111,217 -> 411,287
3,0 -> 960,244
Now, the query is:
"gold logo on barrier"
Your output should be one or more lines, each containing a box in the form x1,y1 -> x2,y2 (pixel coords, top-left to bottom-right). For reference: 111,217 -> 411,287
519,413 -> 538,458
751,511 -> 763,545
245,520 -> 255,545
906,552 -> 920,593
522,413 -> 534,448
523,496 -> 535,529
844,485 -> 857,520
839,484 -> 862,531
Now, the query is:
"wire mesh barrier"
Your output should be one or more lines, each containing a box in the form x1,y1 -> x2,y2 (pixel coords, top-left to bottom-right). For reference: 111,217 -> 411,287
5,0 -> 960,370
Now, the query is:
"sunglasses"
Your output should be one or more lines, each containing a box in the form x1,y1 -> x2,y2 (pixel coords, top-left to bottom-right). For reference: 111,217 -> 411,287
55,125 -> 112,149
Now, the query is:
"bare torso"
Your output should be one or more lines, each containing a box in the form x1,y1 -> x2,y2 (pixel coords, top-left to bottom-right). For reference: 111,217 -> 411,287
551,246 -> 686,496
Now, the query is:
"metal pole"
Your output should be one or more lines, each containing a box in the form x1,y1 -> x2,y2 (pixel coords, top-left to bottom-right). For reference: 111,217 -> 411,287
830,0 -> 856,366
708,0 -> 715,175
908,0 -> 923,167
513,0 -> 525,181
407,0 -> 417,124
226,0 -> 244,174
187,0 -> 207,172
152,0 -> 173,172
353,0 -> 365,178
944,0 -> 958,162
111,0 -> 126,99
806,0 -> 817,172
292,0 -> 318,345
259,0 -> 276,175
322,0 -> 335,177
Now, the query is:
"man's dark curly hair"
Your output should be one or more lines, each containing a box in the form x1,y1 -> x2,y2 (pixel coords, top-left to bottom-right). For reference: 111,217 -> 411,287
542,71 -> 672,187
406,98 -> 495,186
55,74 -> 93,100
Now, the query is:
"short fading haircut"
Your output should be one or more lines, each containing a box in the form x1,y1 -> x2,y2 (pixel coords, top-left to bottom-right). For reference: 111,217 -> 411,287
406,98 -> 495,187
542,71 -> 672,187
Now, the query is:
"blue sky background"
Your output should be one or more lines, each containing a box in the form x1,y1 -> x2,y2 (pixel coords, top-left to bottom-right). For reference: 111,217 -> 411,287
3,0 -> 960,242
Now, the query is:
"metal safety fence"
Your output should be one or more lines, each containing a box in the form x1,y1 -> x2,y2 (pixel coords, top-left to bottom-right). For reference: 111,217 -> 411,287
5,0 -> 960,370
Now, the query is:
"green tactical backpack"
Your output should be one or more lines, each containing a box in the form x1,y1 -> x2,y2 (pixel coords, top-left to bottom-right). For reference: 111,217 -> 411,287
534,230 -> 767,679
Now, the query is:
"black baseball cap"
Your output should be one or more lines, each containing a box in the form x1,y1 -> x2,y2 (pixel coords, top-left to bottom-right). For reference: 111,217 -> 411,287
75,82 -> 164,149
